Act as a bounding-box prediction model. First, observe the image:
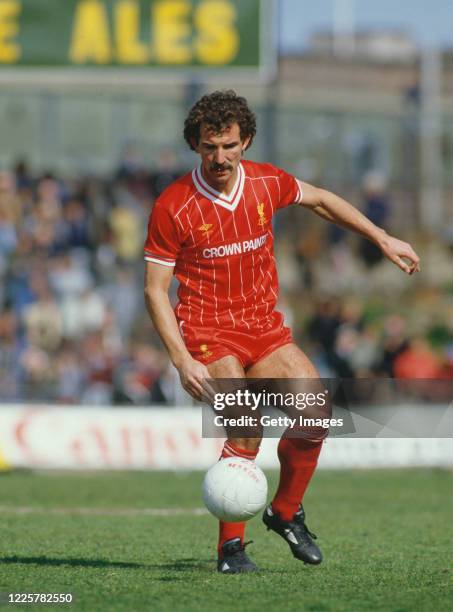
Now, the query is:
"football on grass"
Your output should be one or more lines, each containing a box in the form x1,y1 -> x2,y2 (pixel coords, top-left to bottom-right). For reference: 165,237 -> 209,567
202,457 -> 268,522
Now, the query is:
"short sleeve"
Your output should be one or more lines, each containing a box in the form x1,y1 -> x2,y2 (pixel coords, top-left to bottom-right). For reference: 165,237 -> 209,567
274,166 -> 303,209
144,200 -> 181,267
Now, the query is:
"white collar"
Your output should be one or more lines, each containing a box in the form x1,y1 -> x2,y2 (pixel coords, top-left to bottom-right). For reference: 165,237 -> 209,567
192,163 -> 245,211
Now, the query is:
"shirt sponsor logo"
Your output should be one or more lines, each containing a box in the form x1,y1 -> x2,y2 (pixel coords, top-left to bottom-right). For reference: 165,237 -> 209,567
202,234 -> 268,259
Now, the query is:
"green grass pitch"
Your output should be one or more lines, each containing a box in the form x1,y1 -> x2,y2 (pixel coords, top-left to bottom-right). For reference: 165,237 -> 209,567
0,469 -> 451,611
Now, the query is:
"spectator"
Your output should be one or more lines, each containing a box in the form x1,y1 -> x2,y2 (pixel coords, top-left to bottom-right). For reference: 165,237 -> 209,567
22,276 -> 62,352
358,172 -> 390,267
79,332 -> 115,405
60,286 -> 106,340
109,203 -> 143,263
101,267 -> 140,340
0,309 -> 22,400
61,197 -> 91,250
55,342 -> 87,403
375,315 -> 410,376
0,170 -> 22,227
393,338 -> 442,379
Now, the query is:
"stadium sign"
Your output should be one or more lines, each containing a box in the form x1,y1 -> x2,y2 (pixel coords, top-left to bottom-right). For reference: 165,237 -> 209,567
0,0 -> 275,81
0,406 -> 452,470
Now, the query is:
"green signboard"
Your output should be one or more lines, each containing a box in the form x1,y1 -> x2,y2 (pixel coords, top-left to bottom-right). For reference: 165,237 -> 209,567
0,0 -> 274,77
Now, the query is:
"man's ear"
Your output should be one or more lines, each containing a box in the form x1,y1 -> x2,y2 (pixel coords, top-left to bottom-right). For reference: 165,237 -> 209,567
242,136 -> 251,151
191,138 -> 199,152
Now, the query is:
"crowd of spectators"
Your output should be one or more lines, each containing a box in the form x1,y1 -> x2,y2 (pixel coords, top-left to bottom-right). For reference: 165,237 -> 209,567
302,297 -> 453,380
0,158 -> 452,406
0,155 -> 186,405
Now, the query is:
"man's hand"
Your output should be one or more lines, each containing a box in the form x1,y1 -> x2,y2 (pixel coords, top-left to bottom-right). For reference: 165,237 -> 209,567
177,356 -> 215,403
377,233 -> 421,275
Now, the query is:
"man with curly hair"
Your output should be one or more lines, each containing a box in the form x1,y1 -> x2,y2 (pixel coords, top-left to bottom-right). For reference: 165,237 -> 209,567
144,90 -> 420,573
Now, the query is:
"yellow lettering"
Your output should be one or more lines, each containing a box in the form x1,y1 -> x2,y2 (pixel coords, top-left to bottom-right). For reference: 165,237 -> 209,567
115,0 -> 148,64
69,0 -> 111,64
195,0 -> 239,65
153,0 -> 191,64
0,0 -> 21,63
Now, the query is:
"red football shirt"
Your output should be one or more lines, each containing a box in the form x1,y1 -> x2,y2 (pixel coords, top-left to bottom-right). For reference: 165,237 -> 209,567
144,160 -> 303,331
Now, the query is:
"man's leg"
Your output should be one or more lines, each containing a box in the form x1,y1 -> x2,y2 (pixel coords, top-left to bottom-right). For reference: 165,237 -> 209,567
207,356 -> 262,569
247,343 -> 328,563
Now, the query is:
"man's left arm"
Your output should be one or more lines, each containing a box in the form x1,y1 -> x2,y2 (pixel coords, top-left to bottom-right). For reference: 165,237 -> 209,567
297,180 -> 421,275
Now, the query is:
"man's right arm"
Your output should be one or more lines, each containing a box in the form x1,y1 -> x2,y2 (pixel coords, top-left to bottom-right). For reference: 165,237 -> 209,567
144,262 -> 211,401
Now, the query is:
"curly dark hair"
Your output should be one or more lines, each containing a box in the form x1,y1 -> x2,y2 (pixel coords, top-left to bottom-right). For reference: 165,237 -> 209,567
183,90 -> 257,151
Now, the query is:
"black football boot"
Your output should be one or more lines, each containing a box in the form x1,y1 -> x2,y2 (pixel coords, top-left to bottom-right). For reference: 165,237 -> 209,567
262,504 -> 322,565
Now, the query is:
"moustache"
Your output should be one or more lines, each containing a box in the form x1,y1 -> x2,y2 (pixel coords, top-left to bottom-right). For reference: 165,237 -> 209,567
210,163 -> 233,172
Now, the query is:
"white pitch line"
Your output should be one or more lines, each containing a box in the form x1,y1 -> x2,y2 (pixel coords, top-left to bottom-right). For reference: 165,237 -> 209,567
0,505 -> 209,517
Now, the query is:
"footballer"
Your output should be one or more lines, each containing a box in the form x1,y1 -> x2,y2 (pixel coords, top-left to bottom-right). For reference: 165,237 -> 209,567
144,90 -> 420,573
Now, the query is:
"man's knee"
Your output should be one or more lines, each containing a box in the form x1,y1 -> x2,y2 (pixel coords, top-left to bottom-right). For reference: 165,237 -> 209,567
288,425 -> 329,446
228,436 -> 262,452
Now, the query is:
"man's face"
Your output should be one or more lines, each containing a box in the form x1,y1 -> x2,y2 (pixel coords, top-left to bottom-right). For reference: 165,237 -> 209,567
195,122 -> 249,191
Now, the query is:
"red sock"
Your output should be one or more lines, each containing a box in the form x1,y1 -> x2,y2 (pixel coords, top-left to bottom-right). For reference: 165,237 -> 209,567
271,437 -> 323,521
217,441 -> 259,557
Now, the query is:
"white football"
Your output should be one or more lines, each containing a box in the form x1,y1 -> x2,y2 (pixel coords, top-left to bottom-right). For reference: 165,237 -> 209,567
202,457 -> 268,522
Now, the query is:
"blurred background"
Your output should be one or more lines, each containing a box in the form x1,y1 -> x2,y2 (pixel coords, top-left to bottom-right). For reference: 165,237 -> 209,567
1,0 -> 452,411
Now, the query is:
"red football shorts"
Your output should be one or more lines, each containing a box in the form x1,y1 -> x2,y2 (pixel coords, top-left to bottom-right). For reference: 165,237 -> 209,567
180,311 -> 293,370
